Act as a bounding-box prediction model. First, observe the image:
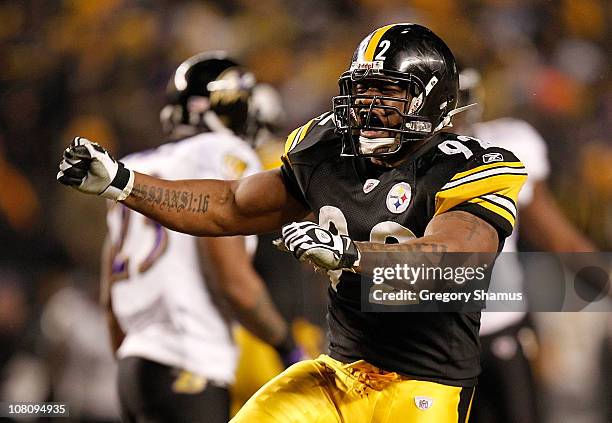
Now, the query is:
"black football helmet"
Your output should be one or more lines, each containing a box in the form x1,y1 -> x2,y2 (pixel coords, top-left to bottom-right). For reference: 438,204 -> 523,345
160,51 -> 256,140
332,23 -> 460,157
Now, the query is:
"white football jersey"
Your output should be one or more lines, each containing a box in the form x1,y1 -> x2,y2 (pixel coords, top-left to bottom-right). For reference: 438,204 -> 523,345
107,132 -> 261,384
471,118 -> 550,335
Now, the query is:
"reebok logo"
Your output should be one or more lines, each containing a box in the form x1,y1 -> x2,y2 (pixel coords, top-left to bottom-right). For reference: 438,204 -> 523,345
482,152 -> 503,163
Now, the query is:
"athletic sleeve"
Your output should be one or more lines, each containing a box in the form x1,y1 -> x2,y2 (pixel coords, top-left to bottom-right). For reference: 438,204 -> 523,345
473,118 -> 549,207
433,148 -> 528,243
277,119 -> 319,209
279,156 -> 309,208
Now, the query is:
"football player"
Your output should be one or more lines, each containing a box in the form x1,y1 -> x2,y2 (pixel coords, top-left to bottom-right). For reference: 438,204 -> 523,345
457,68 -> 599,423
58,24 -> 527,422
98,52 -> 302,423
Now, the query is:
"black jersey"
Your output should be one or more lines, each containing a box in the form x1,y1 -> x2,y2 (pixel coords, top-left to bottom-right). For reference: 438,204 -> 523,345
280,112 -> 527,387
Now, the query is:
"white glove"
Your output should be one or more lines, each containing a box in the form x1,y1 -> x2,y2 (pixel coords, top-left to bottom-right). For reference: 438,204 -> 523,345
57,137 -> 134,201
281,221 -> 360,271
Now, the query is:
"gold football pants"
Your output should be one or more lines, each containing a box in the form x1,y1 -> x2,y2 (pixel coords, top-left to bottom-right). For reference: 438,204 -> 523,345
230,320 -> 324,416
231,354 -> 474,423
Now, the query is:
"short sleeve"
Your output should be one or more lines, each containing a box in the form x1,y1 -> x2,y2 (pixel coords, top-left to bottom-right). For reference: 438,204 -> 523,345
279,118 -> 318,209
282,118 -> 317,159
280,157 -> 309,208
434,148 -> 528,243
472,118 -> 549,207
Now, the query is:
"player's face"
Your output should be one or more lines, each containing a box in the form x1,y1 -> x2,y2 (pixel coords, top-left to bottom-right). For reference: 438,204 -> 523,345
353,79 -> 409,139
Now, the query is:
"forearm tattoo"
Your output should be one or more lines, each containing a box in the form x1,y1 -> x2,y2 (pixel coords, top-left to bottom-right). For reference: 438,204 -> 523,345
131,183 -> 209,214
436,211 -> 485,241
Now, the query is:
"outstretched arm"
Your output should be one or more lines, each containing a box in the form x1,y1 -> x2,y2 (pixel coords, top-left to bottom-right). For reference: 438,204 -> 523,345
124,170 -> 308,236
57,137 -> 309,237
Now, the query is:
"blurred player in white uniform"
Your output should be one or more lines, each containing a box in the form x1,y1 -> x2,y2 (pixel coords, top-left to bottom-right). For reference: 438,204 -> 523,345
100,52 -> 302,423
458,68 -> 598,423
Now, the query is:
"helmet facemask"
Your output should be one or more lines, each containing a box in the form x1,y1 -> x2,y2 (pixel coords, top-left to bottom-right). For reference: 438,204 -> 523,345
332,23 -> 461,158
333,69 -> 437,158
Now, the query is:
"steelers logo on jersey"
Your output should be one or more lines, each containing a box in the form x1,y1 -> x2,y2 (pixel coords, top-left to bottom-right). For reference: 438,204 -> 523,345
386,182 -> 412,214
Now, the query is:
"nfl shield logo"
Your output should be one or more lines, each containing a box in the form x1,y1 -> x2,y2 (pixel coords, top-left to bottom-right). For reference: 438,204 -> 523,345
386,182 -> 412,214
415,396 -> 434,410
363,179 -> 380,194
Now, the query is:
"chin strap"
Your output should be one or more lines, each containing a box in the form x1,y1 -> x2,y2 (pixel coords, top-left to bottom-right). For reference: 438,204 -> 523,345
358,136 -> 398,155
433,103 -> 478,132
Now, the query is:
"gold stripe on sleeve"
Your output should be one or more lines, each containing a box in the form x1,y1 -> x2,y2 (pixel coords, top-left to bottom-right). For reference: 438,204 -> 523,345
468,198 -> 516,227
450,161 -> 525,182
283,126 -> 302,155
434,174 -> 527,216
283,118 -> 316,156
296,118 -> 315,144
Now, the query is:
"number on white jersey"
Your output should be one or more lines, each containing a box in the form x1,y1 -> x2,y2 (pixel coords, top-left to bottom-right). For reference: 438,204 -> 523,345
109,205 -> 169,282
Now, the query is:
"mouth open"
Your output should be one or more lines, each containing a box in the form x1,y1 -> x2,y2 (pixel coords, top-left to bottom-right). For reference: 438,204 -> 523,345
359,111 -> 391,138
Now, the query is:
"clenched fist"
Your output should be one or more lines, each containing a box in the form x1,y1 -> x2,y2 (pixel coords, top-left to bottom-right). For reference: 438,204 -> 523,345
57,137 -> 134,201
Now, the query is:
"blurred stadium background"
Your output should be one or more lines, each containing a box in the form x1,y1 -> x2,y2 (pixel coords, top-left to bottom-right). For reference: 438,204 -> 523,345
0,1 -> 610,422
